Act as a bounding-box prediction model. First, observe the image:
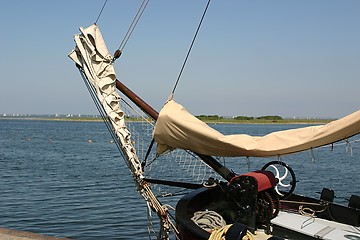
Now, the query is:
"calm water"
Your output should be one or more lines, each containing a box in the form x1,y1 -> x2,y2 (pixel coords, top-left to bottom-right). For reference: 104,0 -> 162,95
0,119 -> 359,239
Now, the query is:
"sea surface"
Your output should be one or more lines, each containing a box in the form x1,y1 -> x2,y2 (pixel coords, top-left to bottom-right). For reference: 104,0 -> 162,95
1,119 -> 359,239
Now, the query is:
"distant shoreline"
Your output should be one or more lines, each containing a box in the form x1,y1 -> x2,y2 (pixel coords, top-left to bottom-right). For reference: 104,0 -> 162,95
0,116 -> 333,125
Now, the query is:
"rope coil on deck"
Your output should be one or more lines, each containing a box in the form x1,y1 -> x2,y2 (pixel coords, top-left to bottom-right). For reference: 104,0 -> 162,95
209,225 -> 255,240
299,205 -> 327,217
191,210 -> 226,232
191,210 -> 255,240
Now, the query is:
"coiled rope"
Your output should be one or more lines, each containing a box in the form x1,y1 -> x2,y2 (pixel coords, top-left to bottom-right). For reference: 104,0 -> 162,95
209,225 -> 255,240
192,210 -> 255,240
209,225 -> 232,240
192,210 -> 226,232
298,205 -> 327,217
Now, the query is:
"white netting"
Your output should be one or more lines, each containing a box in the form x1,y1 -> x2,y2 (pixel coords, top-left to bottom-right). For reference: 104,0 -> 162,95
119,95 -> 219,194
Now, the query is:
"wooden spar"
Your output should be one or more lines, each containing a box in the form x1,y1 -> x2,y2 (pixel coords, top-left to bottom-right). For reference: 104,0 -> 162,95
115,79 -> 158,120
144,178 -> 203,189
115,79 -> 235,181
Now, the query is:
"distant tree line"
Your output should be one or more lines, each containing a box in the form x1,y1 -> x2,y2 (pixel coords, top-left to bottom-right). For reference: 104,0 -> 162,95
233,116 -> 254,120
256,115 -> 283,120
197,115 -> 224,120
196,115 -> 283,121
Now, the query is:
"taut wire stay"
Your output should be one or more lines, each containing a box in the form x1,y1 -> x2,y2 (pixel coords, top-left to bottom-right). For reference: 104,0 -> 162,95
113,0 -> 150,61
171,0 -> 211,97
95,0 -> 108,24
93,0 -> 150,61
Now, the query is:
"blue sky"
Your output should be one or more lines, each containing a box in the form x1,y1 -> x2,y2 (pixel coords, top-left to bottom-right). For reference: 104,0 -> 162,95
0,1 -> 359,118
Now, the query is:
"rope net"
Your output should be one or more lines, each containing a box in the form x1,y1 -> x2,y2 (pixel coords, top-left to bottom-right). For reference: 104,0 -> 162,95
119,94 -> 219,192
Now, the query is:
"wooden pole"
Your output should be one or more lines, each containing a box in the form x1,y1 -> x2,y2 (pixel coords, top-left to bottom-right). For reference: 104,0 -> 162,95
115,79 -> 158,120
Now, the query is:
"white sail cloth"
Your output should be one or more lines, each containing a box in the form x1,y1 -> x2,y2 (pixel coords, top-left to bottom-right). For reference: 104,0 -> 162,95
68,24 -> 142,175
154,100 -> 360,157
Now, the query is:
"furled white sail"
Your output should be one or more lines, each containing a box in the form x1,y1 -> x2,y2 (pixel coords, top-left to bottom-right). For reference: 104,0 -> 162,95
68,24 -> 142,176
154,99 -> 360,157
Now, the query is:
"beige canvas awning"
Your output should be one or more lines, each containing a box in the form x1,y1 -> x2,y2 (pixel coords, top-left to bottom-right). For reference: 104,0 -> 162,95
153,99 -> 360,157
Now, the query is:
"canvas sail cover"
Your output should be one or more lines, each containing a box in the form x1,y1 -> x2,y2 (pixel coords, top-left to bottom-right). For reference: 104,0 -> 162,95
153,100 -> 360,157
68,24 -> 142,175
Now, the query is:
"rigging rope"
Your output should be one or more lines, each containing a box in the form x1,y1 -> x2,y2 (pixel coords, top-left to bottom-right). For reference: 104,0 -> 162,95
113,0 -> 150,61
171,0 -> 211,96
93,0 -> 150,60
95,0 -> 108,24
77,67 -> 128,169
